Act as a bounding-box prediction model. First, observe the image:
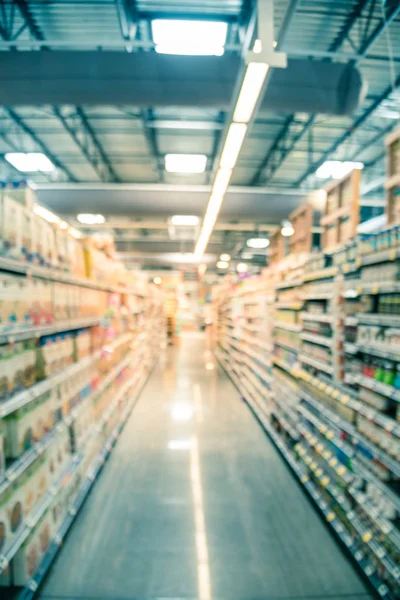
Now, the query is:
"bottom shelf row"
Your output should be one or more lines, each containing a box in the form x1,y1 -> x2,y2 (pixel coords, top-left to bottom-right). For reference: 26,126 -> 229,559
216,352 -> 400,600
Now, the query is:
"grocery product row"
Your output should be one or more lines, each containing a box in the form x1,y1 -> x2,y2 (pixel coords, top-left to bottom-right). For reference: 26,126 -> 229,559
0,194 -> 166,596
213,222 -> 400,600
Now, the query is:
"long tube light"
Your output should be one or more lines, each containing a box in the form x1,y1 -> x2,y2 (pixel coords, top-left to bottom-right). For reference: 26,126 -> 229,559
233,62 -> 269,124
194,57 -> 269,260
212,168 -> 233,198
220,124 -> 247,169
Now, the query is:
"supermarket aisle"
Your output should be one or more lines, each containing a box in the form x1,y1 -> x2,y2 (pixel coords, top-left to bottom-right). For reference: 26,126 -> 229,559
39,333 -> 372,600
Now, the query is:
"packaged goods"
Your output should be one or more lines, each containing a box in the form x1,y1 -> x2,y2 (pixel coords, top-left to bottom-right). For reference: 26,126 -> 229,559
3,390 -> 54,459
74,328 -> 91,361
0,457 -> 45,557
0,421 -> 4,478
54,227 -> 69,272
46,429 -> 70,480
1,196 -> 22,260
0,340 -> 37,401
12,511 -> 52,586
0,274 -> 30,331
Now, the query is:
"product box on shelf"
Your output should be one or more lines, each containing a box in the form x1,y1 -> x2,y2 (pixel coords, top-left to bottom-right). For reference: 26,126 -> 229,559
0,420 -> 4,478
53,282 -> 70,322
54,227 -> 69,272
37,333 -> 74,380
12,510 -> 52,587
74,328 -> 92,361
66,236 -> 86,278
0,273 -> 30,331
0,456 -> 45,556
1,196 -> 22,260
29,278 -> 54,326
32,213 -> 47,267
3,388 -> 55,459
0,340 -> 37,400
46,429 -> 71,481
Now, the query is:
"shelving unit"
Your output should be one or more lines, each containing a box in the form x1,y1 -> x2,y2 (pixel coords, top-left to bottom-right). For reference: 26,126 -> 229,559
288,203 -> 321,256
214,222 -> 400,600
385,127 -> 400,225
0,206 -> 164,594
321,168 -> 361,252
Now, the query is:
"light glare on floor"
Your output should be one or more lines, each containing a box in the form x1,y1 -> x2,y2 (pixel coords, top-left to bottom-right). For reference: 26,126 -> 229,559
171,402 -> 194,422
152,19 -> 228,56
168,439 -> 193,450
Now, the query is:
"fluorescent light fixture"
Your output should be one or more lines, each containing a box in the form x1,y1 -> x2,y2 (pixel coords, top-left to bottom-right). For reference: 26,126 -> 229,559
316,160 -> 364,180
281,220 -> 294,237
5,152 -> 55,173
165,154 -> 207,174
233,62 -> 269,124
77,213 -> 106,225
153,276 -> 162,285
152,20 -> 228,56
220,253 -> 230,261
213,168 -> 232,197
237,263 -> 248,273
216,260 -> 229,269
168,439 -> 193,450
246,237 -> 270,249
220,124 -> 247,169
241,251 -> 253,260
33,204 -> 60,224
170,215 -> 199,226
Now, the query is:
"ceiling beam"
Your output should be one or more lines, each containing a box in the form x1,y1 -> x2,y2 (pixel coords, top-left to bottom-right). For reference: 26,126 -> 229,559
297,72 -> 400,186
69,220 -> 277,231
15,0 -> 45,41
53,107 -> 119,182
116,0 -> 138,44
5,108 -> 77,182
251,0 -> 370,186
141,109 -> 164,182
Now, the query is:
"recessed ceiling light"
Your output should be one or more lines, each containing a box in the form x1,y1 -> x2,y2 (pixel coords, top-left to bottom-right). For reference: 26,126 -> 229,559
316,160 -> 364,180
5,152 -> 55,173
281,220 -> 294,237
237,263 -> 248,273
152,19 -> 228,56
77,213 -> 106,225
220,253 -> 230,261
170,215 -> 199,226
216,260 -> 229,269
165,154 -> 207,174
153,276 -> 162,285
246,237 -> 270,249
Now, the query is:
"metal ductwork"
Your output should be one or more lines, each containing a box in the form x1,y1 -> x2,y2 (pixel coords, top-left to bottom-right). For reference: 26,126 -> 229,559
0,52 -> 364,116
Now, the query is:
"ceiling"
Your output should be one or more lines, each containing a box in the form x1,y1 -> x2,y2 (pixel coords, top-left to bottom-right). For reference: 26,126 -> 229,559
0,0 -> 399,271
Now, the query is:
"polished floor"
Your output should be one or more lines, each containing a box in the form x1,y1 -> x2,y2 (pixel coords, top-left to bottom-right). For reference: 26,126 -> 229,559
38,333 -> 372,600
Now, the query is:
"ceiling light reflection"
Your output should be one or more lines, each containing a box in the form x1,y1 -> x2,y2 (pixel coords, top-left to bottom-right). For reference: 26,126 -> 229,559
171,402 -> 194,422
